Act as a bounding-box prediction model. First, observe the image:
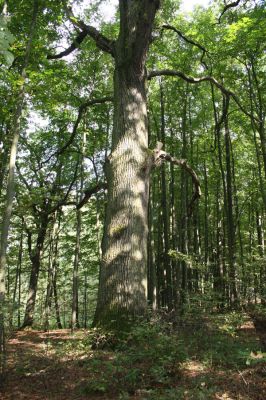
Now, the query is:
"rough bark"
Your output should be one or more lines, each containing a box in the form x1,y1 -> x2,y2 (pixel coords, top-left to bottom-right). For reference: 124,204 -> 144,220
93,0 -> 160,328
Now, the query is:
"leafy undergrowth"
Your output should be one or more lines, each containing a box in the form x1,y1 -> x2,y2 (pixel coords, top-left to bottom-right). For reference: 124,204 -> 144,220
1,311 -> 266,400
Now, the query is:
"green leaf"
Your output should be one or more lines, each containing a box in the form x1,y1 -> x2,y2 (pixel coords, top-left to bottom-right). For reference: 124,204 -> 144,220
0,49 -> 14,65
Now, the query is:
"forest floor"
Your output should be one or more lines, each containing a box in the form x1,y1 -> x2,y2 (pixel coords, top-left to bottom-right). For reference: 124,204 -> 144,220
1,313 -> 266,400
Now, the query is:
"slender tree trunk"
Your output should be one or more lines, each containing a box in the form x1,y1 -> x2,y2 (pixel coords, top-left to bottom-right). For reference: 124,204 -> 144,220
72,129 -> 87,330
93,0 -> 159,328
83,270 -> 88,328
71,206 -> 81,330
147,183 -> 156,309
230,137 -> 244,300
44,243 -> 53,331
224,110 -> 238,305
44,214 -> 60,331
159,82 -> 172,309
203,153 -> 209,279
256,210 -> 265,304
157,191 -> 165,308
53,273 -> 62,329
180,87 -> 189,305
170,127 -> 179,308
0,126 -> 10,200
0,0 -> 38,375
91,156 -> 103,260
50,210 -> 62,329
212,88 -> 229,305
246,66 -> 266,209
12,225 -> 23,327
250,59 -> 266,180
22,212 -> 49,328
214,178 -> 224,306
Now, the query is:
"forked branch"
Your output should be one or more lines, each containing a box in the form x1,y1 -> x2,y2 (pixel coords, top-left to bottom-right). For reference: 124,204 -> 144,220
65,6 -> 114,55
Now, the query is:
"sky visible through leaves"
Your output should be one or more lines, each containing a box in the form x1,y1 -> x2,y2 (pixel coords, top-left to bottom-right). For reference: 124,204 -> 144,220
99,0 -> 210,21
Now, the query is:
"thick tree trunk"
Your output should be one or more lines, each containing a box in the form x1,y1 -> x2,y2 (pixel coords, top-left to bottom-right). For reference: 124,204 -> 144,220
93,68 -> 150,327
93,0 -> 159,328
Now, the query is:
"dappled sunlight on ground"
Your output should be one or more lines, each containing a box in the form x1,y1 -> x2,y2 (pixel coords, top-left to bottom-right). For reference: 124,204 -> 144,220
2,330 -> 111,400
1,317 -> 266,400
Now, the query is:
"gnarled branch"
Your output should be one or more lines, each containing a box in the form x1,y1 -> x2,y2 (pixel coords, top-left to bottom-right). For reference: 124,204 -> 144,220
148,69 -> 259,122
47,6 -> 114,59
66,6 -> 114,56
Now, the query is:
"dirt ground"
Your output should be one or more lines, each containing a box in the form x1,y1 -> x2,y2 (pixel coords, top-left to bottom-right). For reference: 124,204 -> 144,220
0,329 -> 109,400
0,323 -> 266,400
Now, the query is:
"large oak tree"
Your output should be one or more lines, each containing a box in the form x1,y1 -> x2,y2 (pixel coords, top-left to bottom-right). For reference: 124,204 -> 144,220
48,0 -> 202,327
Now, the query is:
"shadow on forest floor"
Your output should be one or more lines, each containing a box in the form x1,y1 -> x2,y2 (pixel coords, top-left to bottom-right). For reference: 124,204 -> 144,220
1,314 -> 266,400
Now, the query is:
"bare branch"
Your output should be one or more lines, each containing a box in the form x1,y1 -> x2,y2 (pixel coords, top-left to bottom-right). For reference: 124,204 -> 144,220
218,0 -> 242,23
153,142 -> 201,216
77,181 -> 107,210
149,69 -> 229,93
162,24 -> 209,69
47,30 -> 88,59
162,24 -> 207,53
148,69 -> 259,122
